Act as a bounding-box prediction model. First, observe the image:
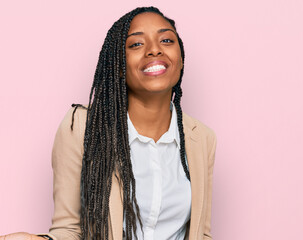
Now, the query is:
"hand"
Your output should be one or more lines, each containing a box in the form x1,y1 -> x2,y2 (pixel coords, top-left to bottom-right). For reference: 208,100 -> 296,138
0,232 -> 45,240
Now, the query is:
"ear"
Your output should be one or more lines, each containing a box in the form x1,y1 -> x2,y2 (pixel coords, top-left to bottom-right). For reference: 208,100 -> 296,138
180,58 -> 183,69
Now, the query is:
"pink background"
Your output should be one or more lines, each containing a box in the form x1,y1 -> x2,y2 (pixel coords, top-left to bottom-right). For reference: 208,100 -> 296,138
1,0 -> 302,239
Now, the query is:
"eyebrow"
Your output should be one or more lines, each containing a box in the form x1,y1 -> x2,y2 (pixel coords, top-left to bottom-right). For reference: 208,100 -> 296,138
126,28 -> 177,39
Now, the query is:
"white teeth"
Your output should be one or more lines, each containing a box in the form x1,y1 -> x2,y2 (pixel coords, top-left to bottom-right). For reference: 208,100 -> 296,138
143,64 -> 166,73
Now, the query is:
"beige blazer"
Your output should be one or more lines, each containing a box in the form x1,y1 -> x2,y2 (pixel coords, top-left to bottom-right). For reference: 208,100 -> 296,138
43,106 -> 217,240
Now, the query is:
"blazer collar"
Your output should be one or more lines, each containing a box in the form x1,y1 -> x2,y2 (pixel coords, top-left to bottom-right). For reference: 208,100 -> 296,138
109,112 -> 205,240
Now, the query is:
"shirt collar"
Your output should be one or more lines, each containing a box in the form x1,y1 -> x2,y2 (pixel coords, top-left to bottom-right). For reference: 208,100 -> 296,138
127,102 -> 180,149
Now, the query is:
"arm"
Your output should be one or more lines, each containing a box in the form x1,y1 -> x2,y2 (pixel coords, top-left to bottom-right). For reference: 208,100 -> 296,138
0,108 -> 84,240
203,133 -> 217,240
46,107 -> 85,240
0,233 -> 46,240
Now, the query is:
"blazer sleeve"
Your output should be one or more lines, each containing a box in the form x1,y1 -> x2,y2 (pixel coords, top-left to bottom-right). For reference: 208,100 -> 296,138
203,132 -> 217,240
47,107 -> 85,240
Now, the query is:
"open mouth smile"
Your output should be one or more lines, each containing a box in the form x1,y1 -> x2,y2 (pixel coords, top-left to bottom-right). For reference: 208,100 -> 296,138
142,61 -> 168,76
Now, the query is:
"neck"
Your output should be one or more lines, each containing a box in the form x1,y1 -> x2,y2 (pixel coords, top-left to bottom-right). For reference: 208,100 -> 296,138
128,91 -> 172,142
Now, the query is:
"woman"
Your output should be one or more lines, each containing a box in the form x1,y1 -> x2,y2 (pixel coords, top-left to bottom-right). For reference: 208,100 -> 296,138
1,6 -> 217,240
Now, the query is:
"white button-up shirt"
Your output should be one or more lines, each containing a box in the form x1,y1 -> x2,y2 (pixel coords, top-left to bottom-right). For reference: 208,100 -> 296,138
125,102 -> 191,240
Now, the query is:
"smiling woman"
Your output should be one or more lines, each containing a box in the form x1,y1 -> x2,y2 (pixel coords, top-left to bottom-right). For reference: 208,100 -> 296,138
126,12 -> 183,98
0,6 -> 217,240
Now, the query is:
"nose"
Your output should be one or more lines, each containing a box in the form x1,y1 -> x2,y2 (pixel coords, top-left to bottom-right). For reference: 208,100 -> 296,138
145,41 -> 163,57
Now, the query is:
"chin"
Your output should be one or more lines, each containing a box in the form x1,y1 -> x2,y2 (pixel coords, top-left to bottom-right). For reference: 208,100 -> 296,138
144,86 -> 173,95
145,79 -> 176,90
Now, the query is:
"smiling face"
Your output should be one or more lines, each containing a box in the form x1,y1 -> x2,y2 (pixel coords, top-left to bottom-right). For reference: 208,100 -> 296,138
125,12 -> 183,97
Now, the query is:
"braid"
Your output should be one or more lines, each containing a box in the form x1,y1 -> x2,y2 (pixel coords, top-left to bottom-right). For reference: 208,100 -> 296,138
173,82 -> 191,181
69,6 -> 190,240
171,33 -> 190,181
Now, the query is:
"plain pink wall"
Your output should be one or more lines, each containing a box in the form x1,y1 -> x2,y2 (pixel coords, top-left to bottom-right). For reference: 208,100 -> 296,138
1,0 -> 302,239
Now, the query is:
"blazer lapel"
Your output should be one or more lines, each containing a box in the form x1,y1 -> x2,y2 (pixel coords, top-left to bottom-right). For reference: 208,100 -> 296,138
183,113 -> 206,239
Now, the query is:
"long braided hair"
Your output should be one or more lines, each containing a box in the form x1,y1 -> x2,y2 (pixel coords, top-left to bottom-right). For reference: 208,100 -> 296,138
73,6 -> 190,240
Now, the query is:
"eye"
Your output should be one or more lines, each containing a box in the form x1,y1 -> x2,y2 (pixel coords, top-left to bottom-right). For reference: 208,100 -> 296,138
161,39 -> 174,43
129,42 -> 143,48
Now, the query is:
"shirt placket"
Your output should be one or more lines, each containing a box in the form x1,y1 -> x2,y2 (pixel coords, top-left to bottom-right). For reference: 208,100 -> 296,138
144,143 -> 162,240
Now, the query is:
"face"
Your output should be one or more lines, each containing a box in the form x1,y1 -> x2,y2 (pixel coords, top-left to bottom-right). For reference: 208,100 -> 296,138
125,12 -> 183,96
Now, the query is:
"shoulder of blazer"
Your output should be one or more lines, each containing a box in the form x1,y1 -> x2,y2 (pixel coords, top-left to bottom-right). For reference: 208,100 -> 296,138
70,104 -> 89,128
62,104 -> 88,155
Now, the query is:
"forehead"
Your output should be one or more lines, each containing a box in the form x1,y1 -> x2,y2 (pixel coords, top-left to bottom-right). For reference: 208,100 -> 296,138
128,12 -> 173,32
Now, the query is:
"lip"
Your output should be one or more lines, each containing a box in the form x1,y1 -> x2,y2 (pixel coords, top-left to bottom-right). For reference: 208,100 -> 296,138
143,68 -> 167,76
141,60 -> 169,72
141,60 -> 169,77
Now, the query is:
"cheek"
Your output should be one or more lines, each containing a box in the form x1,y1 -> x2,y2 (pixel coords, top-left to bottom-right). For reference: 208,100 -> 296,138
169,47 -> 182,68
125,53 -> 131,73
126,53 -> 139,75
171,50 -> 182,82
125,58 -> 134,83
125,53 -> 139,88
173,56 -> 183,75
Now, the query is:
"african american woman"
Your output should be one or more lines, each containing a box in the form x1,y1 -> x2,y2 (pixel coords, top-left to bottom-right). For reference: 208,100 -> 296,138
0,6 -> 217,240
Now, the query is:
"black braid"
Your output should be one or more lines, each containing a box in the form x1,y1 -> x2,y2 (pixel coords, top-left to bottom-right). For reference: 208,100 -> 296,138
69,6 -> 190,240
